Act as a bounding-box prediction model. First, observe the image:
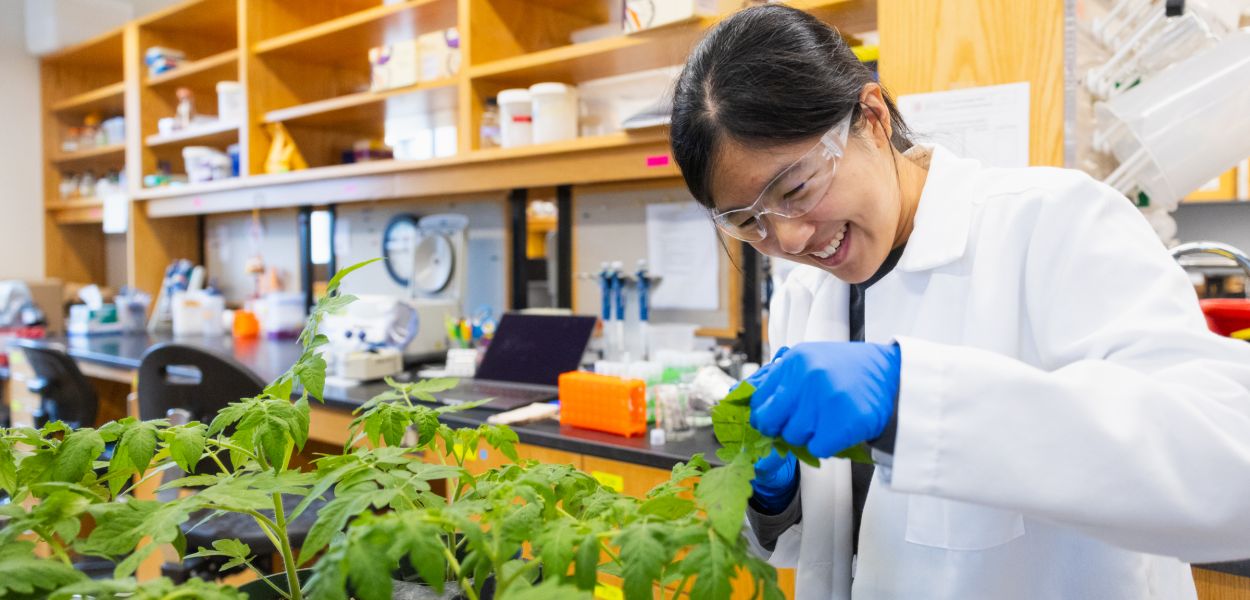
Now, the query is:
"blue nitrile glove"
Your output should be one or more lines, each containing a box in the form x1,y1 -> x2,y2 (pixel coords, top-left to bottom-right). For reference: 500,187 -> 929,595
746,342 -> 901,458
752,448 -> 798,514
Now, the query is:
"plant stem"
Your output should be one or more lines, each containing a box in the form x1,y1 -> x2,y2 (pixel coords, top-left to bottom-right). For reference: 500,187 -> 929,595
440,545 -> 479,600
272,492 -> 303,600
244,560 -> 293,600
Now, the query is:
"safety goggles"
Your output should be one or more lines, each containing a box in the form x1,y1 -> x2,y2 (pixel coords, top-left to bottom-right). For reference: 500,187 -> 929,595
711,113 -> 853,242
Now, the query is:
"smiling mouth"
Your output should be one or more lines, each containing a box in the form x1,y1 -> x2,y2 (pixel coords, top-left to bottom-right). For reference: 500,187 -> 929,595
810,223 -> 848,259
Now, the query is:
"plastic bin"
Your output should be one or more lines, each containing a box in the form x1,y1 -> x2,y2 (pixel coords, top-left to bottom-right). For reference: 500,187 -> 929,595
559,371 -> 647,437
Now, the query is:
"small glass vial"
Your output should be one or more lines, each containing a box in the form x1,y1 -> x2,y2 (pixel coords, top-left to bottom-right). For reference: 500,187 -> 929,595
479,97 -> 502,149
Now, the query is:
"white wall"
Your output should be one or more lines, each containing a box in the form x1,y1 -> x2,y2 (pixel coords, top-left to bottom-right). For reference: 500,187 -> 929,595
0,0 -> 45,280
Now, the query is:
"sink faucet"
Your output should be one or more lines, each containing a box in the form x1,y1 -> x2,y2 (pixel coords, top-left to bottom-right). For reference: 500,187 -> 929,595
1170,241 -> 1250,298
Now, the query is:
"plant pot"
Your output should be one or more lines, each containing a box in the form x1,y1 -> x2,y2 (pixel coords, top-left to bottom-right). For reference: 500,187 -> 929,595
237,570 -> 477,600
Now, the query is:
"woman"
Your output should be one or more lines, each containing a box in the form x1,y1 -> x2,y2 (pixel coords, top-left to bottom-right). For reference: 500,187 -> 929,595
670,5 -> 1250,599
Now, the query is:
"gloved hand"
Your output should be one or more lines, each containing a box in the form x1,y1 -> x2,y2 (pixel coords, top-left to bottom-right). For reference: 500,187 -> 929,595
746,342 -> 901,458
752,448 -> 798,514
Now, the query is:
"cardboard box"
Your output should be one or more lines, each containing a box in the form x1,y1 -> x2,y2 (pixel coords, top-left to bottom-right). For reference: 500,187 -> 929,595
418,28 -> 461,82
25,279 -> 65,334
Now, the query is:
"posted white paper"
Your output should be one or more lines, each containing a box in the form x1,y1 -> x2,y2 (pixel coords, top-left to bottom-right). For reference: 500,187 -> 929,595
102,190 -> 129,234
898,82 -> 1031,168
646,202 -> 719,310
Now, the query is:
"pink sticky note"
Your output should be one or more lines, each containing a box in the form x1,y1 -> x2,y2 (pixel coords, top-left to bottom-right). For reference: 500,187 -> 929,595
192,197 -> 204,207
646,155 -> 671,168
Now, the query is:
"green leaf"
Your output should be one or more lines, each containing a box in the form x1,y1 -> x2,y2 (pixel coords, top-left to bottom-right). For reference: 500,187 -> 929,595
299,490 -> 374,565
295,352 -> 328,402
503,580 -> 593,600
573,530 -> 601,591
108,422 -> 158,493
347,525 -> 395,600
616,523 -> 672,600
0,556 -> 86,596
0,438 -> 18,495
264,374 -> 295,402
163,423 -> 207,473
32,490 -> 91,542
51,428 -> 104,483
639,495 -> 695,520
208,402 -> 248,435
534,522 -> 578,581
401,521 -> 446,594
773,438 -> 822,469
695,453 -> 755,541
186,538 -> 252,571
836,443 -> 874,465
681,535 -> 735,600
722,382 -> 756,406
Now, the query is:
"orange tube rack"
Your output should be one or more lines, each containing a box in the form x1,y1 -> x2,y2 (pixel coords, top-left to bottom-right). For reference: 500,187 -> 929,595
558,371 -> 648,438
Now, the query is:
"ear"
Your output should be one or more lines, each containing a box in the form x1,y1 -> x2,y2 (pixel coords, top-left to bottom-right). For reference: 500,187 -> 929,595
858,83 -> 893,148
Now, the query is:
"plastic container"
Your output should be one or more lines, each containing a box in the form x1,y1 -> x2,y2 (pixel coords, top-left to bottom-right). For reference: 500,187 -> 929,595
529,82 -> 579,144
497,88 -> 532,148
217,81 -> 244,124
647,322 -> 698,357
259,292 -> 306,339
172,291 -> 225,337
559,371 -> 647,438
1097,31 -> 1250,209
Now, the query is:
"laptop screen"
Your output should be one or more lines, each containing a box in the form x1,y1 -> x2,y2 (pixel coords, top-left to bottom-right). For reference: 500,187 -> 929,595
475,313 -> 597,386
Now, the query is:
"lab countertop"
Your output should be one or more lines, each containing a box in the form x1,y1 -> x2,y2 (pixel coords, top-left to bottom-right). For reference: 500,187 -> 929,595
13,334 -> 1250,577
15,334 -> 720,470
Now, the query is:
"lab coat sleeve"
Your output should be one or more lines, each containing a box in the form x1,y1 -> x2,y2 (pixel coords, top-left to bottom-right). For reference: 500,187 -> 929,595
889,180 -> 1250,563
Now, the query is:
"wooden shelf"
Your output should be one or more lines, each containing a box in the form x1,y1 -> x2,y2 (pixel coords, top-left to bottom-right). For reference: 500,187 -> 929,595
46,197 -> 106,210
138,0 -> 238,34
145,121 -> 239,148
467,0 -> 867,84
50,82 -> 126,116
51,144 -> 127,168
262,79 -> 458,127
146,49 -> 239,88
137,131 -> 676,217
253,0 -> 457,67
469,24 -> 708,84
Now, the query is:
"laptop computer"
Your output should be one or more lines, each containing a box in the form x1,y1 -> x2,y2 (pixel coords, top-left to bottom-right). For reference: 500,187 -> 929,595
435,313 -> 596,411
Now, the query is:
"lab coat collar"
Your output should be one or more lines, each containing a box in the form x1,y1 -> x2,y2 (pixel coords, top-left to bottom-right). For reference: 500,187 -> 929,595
897,145 -> 980,273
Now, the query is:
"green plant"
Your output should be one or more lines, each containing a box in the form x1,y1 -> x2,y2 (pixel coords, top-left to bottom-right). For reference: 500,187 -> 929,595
711,381 -> 873,467
0,260 -> 787,600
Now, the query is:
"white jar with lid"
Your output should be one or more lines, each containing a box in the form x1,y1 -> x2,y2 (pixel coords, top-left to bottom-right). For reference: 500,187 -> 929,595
497,88 -> 533,148
529,82 -> 579,144
216,81 -> 244,124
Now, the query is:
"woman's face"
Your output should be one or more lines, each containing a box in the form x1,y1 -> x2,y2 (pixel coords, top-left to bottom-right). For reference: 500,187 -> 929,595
707,106 -> 904,285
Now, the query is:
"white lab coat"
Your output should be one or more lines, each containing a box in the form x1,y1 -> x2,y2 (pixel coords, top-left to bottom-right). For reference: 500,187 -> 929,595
754,146 -> 1250,599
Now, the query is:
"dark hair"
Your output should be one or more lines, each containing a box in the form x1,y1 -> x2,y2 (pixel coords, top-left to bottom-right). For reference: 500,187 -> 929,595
670,5 -> 913,208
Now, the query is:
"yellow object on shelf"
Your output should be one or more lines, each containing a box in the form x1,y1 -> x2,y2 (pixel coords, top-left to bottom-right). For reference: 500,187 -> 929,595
264,122 -> 308,174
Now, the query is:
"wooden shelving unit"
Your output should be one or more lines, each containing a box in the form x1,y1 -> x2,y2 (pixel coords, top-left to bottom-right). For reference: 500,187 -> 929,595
37,0 -> 877,315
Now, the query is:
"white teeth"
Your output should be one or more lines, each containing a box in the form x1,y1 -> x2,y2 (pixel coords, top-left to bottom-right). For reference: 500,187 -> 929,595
812,224 -> 849,260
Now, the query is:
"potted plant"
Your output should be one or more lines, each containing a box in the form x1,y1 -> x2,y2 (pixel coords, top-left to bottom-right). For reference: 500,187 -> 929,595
0,260 -> 800,600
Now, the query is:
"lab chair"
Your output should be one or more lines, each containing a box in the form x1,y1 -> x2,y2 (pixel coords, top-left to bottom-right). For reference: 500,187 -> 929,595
12,338 -> 99,429
137,343 -> 327,582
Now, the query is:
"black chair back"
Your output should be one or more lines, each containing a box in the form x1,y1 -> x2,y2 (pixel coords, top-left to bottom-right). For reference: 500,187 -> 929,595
137,343 -> 265,423
13,339 -> 98,429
